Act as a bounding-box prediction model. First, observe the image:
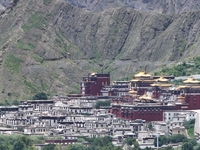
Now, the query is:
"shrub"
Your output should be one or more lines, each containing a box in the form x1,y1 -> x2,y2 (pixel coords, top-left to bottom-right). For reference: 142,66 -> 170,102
32,92 -> 48,100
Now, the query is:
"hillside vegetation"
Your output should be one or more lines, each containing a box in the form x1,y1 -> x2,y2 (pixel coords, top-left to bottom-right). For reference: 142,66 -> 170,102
155,57 -> 200,77
0,0 -> 200,101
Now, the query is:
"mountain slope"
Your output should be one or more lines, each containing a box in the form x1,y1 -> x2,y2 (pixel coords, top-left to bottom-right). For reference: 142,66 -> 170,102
0,0 -> 200,101
65,0 -> 200,14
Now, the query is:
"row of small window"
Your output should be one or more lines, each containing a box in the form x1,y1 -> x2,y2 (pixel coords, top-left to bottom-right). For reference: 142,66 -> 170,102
31,129 -> 45,132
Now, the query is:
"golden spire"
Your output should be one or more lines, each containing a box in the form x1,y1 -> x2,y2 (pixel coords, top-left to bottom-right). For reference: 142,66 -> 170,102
183,77 -> 200,84
156,76 -> 169,82
135,71 -> 152,78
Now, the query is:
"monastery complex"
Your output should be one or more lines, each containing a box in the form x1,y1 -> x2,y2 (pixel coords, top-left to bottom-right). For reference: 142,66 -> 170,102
0,71 -> 200,149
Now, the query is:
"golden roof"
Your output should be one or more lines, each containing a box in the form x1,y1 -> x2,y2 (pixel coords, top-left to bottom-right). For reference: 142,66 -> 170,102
189,86 -> 200,89
90,72 -> 96,76
128,90 -> 137,94
141,80 -> 155,82
177,95 -> 185,99
139,93 -> 153,100
183,77 -> 200,84
151,83 -> 172,87
135,71 -> 152,78
156,76 -> 169,82
130,79 -> 140,82
177,85 -> 190,89
130,79 -> 154,83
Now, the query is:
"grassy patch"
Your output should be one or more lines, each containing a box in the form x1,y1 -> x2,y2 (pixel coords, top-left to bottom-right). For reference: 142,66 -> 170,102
33,54 -> 43,63
4,53 -> 23,74
177,39 -> 186,53
24,78 -> 38,94
187,127 -> 194,137
111,25 -> 119,42
56,32 -> 64,43
55,38 -> 62,47
0,37 -> 9,48
55,32 -> 71,56
95,51 -> 101,60
104,66 -> 115,73
22,13 -> 47,33
187,44 -> 196,52
41,80 -> 48,91
15,40 -> 35,50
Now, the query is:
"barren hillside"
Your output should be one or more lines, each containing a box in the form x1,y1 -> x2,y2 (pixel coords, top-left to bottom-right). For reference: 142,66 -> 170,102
65,0 -> 200,14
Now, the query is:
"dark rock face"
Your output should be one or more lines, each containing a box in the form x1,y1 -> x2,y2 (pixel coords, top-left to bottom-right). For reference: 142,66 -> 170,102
0,0 -> 200,100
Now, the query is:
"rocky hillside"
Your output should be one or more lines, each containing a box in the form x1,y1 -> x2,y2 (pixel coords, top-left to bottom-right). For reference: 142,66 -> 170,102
65,0 -> 200,14
0,0 -> 200,101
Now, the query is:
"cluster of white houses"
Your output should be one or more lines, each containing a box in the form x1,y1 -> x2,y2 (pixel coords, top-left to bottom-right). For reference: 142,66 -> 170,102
0,95 -> 197,148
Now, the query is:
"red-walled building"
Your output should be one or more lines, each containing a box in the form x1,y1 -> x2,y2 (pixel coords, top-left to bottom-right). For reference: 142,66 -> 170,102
130,71 -> 154,96
178,77 -> 200,110
80,73 -> 110,96
110,104 -> 178,121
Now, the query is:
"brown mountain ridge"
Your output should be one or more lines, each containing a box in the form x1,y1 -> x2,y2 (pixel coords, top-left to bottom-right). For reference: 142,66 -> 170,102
0,0 -> 199,101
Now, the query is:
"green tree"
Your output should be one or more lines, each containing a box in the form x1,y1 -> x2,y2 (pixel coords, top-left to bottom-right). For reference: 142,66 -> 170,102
124,137 -> 139,150
181,142 -> 193,150
195,144 -> 200,150
188,138 -> 197,146
13,140 -> 25,150
132,141 -> 140,150
95,101 -> 110,109
80,136 -> 123,150
0,135 -> 46,150
67,144 -> 87,150
12,136 -> 35,150
54,144 -> 63,150
170,134 -> 187,143
154,135 -> 170,147
184,119 -> 195,137
20,136 -> 33,148
27,146 -> 37,150
103,136 -> 112,143
102,143 -> 114,150
114,147 -> 123,150
148,123 -> 153,130
0,143 -> 9,150
162,146 -> 173,150
32,92 -> 48,100
124,137 -> 135,145
43,144 -> 56,150
12,100 -> 20,105
3,100 -> 10,106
